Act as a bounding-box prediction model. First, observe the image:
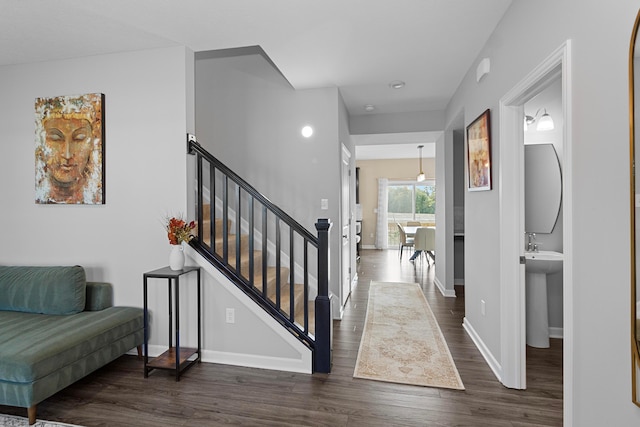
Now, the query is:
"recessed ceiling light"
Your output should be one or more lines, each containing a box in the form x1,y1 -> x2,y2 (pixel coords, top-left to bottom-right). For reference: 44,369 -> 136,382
389,80 -> 405,89
364,104 -> 375,112
301,125 -> 313,138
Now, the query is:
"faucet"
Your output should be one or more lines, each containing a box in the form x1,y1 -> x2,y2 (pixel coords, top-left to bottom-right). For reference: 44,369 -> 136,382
527,233 -> 536,252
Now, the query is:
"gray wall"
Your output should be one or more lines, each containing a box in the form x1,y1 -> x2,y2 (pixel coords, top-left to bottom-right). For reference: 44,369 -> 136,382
0,46 -> 197,353
435,131 -> 455,296
447,1 -> 640,424
453,129 -> 465,283
194,52 -> 345,318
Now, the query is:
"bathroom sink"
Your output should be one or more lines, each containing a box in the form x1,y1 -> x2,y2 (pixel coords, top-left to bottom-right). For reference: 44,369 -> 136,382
524,250 -> 563,348
524,250 -> 563,274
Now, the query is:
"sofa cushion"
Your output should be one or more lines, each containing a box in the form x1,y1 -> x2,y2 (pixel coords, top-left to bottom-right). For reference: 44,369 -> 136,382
0,266 -> 86,315
0,307 -> 144,383
85,282 -> 113,311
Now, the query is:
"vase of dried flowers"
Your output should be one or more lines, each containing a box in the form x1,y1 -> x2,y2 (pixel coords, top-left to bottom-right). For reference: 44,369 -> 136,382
165,215 -> 196,270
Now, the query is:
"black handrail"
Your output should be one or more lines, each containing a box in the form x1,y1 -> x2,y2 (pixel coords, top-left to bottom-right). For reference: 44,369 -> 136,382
186,134 -> 331,372
188,138 -> 318,244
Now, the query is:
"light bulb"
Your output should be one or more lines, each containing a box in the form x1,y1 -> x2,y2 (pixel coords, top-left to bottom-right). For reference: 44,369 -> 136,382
301,125 -> 313,138
536,113 -> 554,131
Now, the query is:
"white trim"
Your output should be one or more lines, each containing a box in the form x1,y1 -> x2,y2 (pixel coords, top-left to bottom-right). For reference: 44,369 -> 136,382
498,40 -> 572,424
138,345 -> 311,374
434,276 -> 456,297
498,96 -> 527,390
463,317 -> 502,382
340,143 -> 353,318
549,327 -> 564,339
202,349 -> 312,374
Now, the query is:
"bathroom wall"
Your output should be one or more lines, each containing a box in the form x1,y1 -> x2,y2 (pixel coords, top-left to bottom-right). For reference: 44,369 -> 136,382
524,78 -> 563,334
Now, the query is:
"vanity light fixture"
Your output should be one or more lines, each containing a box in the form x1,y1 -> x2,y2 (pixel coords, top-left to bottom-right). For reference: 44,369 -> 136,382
416,144 -> 426,182
524,108 -> 555,131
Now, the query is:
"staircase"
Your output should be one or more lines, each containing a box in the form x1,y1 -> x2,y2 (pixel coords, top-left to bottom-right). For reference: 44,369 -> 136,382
200,205 -> 314,335
187,134 -> 331,373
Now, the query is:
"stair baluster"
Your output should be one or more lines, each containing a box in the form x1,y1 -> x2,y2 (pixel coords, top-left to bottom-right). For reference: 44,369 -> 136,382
187,134 -> 331,373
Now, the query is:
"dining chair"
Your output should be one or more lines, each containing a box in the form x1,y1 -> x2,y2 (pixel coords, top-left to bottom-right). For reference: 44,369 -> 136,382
396,223 -> 414,260
413,227 -> 436,265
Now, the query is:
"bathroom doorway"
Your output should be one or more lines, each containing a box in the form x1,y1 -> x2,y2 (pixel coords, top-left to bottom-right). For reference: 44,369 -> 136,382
498,40 -> 573,405
523,79 -> 564,351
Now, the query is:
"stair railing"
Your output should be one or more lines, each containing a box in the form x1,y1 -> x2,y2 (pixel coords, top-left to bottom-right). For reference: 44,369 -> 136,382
187,134 -> 332,373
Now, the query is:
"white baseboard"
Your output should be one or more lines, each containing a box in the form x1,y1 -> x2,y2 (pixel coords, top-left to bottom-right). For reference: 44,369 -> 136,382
136,345 -> 312,374
549,327 -> 564,339
434,276 -> 456,297
202,349 -> 312,374
462,317 -> 502,382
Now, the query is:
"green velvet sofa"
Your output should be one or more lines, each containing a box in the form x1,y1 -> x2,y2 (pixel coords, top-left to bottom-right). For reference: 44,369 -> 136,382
0,265 -> 144,425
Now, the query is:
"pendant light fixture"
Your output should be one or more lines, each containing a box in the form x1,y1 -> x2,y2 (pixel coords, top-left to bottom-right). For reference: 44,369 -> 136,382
416,145 -> 425,182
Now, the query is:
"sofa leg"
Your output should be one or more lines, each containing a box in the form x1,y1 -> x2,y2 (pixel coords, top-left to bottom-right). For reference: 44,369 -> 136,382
137,345 -> 143,359
28,405 -> 36,425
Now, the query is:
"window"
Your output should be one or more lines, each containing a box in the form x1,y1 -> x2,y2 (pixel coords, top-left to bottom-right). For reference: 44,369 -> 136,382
387,180 -> 436,246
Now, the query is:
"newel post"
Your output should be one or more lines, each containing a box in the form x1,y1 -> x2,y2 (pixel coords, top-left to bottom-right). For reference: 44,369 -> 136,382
314,218 -> 332,373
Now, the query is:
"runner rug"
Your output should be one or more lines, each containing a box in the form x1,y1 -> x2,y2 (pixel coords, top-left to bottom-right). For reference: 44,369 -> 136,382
353,281 -> 465,390
0,414 -> 82,427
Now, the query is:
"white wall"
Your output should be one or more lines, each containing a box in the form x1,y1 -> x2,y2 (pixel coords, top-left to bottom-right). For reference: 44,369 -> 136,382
448,1 -> 640,424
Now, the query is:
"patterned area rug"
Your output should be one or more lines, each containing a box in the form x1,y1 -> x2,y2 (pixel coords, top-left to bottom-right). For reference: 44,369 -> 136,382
0,414 -> 82,427
354,281 -> 465,390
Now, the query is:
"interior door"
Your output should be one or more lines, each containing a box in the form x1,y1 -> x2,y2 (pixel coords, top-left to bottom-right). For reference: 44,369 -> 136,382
341,145 -> 352,308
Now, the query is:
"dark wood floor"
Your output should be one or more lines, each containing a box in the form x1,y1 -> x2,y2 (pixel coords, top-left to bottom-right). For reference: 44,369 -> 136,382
1,249 -> 562,426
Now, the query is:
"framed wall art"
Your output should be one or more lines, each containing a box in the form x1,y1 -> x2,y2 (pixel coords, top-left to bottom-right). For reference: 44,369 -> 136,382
466,109 -> 492,191
35,93 -> 105,204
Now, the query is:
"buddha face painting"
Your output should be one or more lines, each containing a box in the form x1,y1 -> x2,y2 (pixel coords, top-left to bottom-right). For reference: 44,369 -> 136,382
35,93 -> 104,204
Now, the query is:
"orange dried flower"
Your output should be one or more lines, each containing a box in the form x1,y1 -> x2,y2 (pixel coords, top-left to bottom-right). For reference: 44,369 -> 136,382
165,215 -> 195,245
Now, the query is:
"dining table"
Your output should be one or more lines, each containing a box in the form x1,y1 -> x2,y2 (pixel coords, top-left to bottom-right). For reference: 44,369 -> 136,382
403,225 -> 435,238
403,226 -> 420,238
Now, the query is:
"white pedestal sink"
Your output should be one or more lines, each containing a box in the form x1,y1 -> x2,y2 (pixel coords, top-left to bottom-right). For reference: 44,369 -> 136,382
525,250 -> 563,348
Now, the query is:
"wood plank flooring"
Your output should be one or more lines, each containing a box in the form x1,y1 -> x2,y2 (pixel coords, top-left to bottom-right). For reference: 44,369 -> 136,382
0,249 -> 562,426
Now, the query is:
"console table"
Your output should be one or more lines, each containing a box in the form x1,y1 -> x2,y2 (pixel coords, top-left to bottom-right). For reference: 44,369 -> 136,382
143,266 -> 201,381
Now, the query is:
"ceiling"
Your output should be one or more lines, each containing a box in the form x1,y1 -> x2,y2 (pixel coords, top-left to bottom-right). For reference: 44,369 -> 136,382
0,0 -> 512,158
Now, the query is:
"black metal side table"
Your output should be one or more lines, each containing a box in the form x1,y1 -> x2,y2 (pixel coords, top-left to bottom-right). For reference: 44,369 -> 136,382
143,266 -> 201,381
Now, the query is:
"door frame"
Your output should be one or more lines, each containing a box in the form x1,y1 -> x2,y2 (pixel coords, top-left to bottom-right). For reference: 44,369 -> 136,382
340,144 -> 353,315
498,41 -> 573,422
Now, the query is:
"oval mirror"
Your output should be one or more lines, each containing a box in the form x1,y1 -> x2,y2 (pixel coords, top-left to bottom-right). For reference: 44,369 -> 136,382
629,8 -> 640,408
525,143 -> 562,233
